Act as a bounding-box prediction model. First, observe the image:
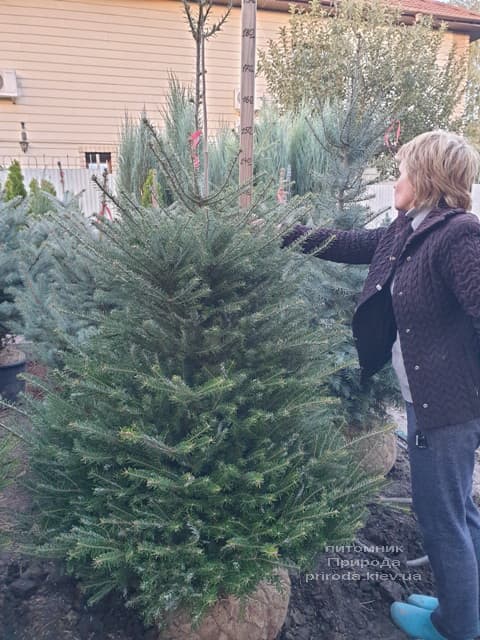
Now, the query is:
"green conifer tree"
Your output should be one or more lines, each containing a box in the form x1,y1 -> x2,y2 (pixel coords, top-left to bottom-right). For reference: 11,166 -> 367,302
140,168 -> 162,207
27,178 -> 57,217
116,80 -> 400,431
4,161 -> 27,201
0,435 -> 18,549
17,117 -> 385,630
118,79 -> 330,203
117,109 -> 157,206
296,85 -> 401,430
0,197 -> 28,349
10,196 -> 117,367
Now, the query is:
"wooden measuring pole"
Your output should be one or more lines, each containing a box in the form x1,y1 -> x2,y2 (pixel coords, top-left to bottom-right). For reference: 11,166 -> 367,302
239,0 -> 256,208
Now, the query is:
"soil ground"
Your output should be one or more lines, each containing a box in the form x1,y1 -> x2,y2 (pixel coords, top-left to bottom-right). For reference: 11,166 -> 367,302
0,359 -> 478,639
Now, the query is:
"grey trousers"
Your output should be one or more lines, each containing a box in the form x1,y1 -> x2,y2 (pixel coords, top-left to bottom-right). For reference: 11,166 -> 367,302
406,401 -> 480,640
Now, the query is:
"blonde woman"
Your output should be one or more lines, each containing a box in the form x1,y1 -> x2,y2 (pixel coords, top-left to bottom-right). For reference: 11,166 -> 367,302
282,131 -> 480,640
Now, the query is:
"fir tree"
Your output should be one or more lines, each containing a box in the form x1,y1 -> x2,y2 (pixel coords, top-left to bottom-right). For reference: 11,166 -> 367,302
116,74 -> 401,432
4,161 -> 27,201
17,116 -> 385,630
115,81 -> 400,430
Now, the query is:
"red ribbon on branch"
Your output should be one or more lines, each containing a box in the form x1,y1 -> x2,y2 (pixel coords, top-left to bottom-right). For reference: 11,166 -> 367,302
384,120 -> 401,151
189,130 -> 202,170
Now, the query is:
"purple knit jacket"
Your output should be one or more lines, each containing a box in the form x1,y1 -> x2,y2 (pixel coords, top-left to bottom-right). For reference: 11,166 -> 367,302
282,207 -> 480,431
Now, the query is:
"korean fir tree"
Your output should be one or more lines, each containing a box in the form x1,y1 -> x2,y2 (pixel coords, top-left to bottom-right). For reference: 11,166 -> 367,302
17,116 -> 386,632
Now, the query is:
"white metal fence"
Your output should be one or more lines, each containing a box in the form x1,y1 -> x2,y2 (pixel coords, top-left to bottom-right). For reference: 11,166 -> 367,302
1,167 -> 480,220
0,167 -> 115,218
365,183 -> 480,224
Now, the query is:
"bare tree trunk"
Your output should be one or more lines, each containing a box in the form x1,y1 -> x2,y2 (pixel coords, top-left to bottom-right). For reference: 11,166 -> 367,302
183,0 -> 231,201
194,5 -> 202,134
201,34 -> 209,197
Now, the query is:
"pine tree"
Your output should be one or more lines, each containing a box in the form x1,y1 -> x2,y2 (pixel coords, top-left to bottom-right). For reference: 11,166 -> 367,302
4,161 -> 27,201
17,115 -> 385,631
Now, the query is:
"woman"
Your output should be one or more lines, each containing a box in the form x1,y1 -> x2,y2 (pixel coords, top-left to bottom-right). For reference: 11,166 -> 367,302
282,130 -> 480,640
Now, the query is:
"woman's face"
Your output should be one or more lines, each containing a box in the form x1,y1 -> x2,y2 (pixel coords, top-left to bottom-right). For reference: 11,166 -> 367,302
394,161 -> 416,212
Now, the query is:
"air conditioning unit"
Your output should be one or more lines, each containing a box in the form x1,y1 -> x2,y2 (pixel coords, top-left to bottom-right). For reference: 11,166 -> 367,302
0,70 -> 18,100
233,88 -> 262,112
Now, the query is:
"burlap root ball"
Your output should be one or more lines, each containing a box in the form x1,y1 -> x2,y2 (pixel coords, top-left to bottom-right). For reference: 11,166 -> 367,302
344,423 -> 397,477
158,567 -> 291,640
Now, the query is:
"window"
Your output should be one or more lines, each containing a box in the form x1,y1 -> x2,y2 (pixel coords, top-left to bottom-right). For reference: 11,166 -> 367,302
85,152 -> 112,173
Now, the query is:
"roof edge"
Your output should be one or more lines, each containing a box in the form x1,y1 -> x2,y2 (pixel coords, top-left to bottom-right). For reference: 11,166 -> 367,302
209,0 -> 480,42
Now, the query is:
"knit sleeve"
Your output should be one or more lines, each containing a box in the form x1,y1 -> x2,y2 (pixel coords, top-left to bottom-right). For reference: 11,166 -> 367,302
281,224 -> 386,265
442,221 -> 480,321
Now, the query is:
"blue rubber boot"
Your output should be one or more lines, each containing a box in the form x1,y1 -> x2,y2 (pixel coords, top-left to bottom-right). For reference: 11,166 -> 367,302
406,594 -> 439,611
390,602 -> 448,640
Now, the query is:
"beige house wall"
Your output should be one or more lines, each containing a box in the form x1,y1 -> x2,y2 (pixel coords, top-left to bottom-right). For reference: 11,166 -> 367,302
437,31 -> 470,117
0,0 -> 471,171
0,0 -> 289,170
439,31 -> 470,61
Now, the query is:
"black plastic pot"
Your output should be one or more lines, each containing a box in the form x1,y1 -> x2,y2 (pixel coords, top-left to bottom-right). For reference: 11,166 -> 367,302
0,350 -> 26,402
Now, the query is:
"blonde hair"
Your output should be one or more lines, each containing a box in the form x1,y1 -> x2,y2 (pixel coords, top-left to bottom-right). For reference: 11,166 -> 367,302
395,130 -> 480,211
